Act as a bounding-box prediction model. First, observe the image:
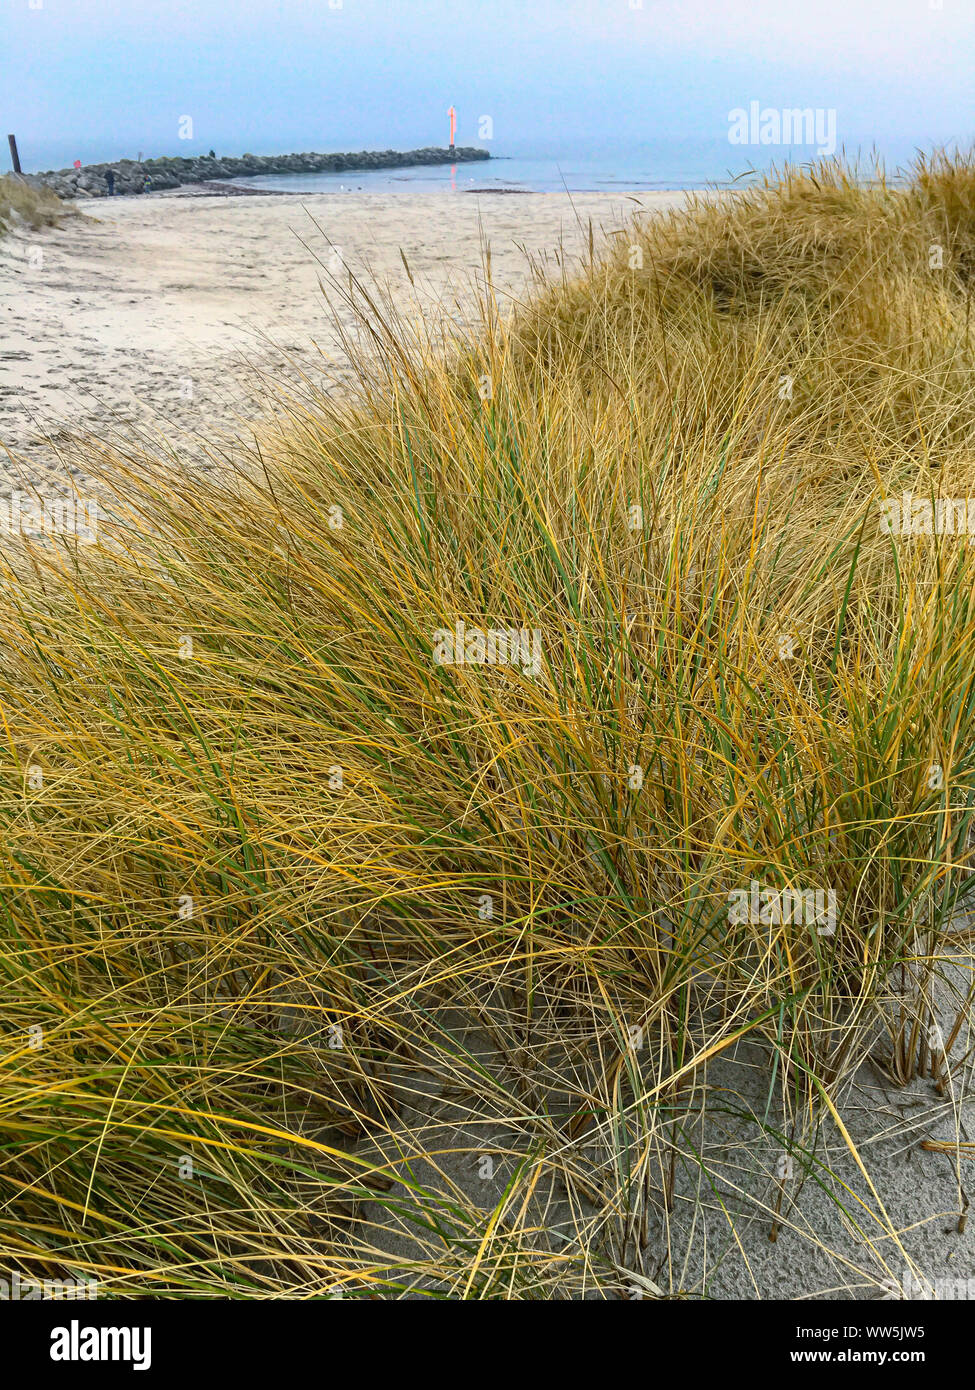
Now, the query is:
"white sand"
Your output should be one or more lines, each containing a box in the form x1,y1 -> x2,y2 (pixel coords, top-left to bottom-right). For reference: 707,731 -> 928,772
0,187 -> 689,480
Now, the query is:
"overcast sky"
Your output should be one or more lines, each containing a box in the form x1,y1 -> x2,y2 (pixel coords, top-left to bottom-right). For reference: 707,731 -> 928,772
4,0 -> 973,170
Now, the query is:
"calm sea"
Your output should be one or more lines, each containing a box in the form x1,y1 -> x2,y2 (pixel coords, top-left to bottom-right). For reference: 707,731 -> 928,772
223,138 -> 933,195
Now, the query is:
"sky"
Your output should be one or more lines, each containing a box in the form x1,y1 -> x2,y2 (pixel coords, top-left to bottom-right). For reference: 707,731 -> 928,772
3,0 -> 974,172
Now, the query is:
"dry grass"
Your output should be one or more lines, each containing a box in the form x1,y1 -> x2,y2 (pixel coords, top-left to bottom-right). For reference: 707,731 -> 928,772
2,152 -> 975,1298
0,175 -> 66,234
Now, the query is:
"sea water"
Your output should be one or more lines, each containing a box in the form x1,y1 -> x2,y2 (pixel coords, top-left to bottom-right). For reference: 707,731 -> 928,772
222,137 -> 930,196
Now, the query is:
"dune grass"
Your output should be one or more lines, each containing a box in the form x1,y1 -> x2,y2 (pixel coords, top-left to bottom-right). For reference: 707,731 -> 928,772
2,153 -> 975,1298
0,174 -> 65,234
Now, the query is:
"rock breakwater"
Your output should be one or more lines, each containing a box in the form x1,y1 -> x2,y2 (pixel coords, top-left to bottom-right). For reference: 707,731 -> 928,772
25,146 -> 490,198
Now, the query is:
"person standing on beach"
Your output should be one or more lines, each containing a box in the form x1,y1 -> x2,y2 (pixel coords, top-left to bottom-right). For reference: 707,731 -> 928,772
105,169 -> 115,196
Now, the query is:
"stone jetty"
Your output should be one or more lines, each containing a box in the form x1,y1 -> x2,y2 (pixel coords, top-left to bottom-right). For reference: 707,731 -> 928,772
24,146 -> 490,198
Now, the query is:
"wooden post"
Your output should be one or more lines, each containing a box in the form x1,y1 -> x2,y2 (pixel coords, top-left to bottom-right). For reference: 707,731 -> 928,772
7,134 -> 22,175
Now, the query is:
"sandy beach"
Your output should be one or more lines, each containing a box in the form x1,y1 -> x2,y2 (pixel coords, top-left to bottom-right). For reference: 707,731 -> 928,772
0,187 -> 689,482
